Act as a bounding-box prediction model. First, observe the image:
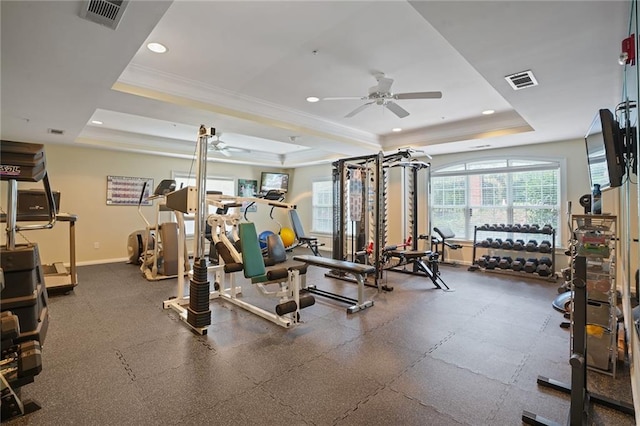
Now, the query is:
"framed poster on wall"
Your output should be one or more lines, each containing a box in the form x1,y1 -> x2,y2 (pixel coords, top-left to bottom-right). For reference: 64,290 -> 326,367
238,179 -> 258,212
106,175 -> 154,206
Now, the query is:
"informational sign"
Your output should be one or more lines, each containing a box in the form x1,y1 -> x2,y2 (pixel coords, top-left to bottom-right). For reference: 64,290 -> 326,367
238,179 -> 258,212
106,175 -> 153,206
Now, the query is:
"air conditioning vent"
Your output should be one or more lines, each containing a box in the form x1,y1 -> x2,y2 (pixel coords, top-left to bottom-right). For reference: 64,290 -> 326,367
47,128 -> 65,135
80,0 -> 128,30
504,70 -> 538,90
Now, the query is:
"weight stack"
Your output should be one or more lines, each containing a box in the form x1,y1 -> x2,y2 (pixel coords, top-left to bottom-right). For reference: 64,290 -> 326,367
187,257 -> 211,328
1,244 -> 49,344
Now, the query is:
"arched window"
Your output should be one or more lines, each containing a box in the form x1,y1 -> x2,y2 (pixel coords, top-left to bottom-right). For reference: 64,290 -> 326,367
431,158 -> 561,243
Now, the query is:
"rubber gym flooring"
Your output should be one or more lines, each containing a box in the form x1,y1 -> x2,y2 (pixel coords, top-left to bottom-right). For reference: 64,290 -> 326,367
5,251 -> 636,425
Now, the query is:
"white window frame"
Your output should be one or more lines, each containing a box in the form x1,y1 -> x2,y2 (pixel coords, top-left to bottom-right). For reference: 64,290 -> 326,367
431,157 -> 563,244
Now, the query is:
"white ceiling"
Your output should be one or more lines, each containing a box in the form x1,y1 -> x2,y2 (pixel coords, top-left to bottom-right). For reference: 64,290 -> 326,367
0,1 -> 629,168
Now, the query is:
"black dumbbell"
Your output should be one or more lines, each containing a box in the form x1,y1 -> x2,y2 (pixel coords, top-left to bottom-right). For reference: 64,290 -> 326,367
485,256 -> 501,270
496,223 -> 506,231
478,224 -> 489,231
530,224 -> 540,232
525,240 -> 538,252
498,256 -> 513,269
541,224 -> 553,234
504,224 -> 514,232
538,240 -> 552,253
523,258 -> 539,273
490,238 -> 503,248
476,255 -> 491,268
481,238 -> 493,248
521,224 -> 531,232
539,256 -> 552,267
501,238 -> 514,250
488,224 -> 498,231
536,264 -> 553,277
511,257 -> 526,271
512,239 -> 525,251
511,224 -> 522,232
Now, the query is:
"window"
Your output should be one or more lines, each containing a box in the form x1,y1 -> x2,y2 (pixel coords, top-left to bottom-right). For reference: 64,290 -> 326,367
172,172 -> 235,236
431,159 -> 561,244
312,180 -> 333,233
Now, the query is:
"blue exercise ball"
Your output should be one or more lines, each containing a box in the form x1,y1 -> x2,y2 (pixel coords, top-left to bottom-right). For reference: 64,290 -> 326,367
258,230 -> 275,249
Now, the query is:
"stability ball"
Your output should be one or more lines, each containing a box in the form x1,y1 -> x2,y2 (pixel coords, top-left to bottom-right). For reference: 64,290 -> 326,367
280,227 -> 295,247
258,230 -> 275,249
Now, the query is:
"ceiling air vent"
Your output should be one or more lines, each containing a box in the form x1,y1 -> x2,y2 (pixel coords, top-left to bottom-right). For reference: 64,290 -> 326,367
80,0 -> 128,30
504,70 -> 538,91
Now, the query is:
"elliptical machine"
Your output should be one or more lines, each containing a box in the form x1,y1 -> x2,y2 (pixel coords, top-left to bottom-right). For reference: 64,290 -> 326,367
127,180 -> 189,281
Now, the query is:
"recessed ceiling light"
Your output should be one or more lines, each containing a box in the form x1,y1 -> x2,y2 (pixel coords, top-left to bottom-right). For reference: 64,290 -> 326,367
482,110 -> 495,115
91,120 -> 103,125
392,128 -> 402,132
147,42 -> 167,54
306,96 -> 320,103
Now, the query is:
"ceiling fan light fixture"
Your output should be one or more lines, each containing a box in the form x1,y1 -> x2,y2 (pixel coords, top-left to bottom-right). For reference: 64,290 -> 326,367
147,42 -> 167,54
306,96 -> 320,103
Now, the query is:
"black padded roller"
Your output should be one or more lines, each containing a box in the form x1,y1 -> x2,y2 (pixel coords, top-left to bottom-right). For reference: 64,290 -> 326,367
275,300 -> 298,316
299,295 -> 315,309
266,268 -> 289,281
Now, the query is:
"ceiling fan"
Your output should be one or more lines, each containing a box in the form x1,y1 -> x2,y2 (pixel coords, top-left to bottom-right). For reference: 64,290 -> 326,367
210,134 -> 250,157
323,72 -> 442,119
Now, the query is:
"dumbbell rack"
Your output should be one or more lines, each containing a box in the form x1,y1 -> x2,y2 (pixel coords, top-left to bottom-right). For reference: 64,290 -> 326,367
468,224 -> 557,282
572,214 -> 617,376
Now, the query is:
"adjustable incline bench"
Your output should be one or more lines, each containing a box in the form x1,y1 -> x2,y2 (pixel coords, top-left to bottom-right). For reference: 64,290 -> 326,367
292,255 -> 375,313
384,244 -> 453,291
432,225 -> 462,264
289,210 -> 324,256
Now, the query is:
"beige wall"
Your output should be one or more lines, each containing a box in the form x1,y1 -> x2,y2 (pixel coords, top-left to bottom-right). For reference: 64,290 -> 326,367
1,143 -> 288,265
4,137 -> 636,279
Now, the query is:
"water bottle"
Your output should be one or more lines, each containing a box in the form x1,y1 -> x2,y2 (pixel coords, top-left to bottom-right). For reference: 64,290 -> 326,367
591,184 -> 602,214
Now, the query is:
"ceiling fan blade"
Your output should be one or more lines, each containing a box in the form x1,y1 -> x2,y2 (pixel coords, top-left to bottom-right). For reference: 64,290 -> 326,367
376,76 -> 394,93
219,149 -> 232,157
395,91 -> 442,100
323,96 -> 366,101
385,101 -> 410,118
345,101 -> 375,118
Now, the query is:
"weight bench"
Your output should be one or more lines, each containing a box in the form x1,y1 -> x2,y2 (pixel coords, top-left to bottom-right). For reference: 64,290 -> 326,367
292,255 -> 375,313
432,226 -> 462,264
213,222 -> 315,328
385,247 -> 453,291
289,210 -> 324,256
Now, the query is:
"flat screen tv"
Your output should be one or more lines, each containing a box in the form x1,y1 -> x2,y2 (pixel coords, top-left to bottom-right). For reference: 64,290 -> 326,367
584,109 -> 625,190
260,172 -> 289,193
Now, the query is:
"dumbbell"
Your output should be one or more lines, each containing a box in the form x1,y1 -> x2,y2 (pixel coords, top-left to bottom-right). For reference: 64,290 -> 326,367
503,224 -> 514,232
538,240 -> 552,253
512,239 -> 525,251
480,238 -> 493,248
485,256 -> 501,270
529,224 -> 540,232
525,240 -> 538,252
478,224 -> 489,231
501,238 -> 514,250
541,224 -> 553,234
511,224 -> 522,232
521,224 -> 531,232
523,258 -> 539,273
511,257 -> 526,271
536,263 -> 553,277
488,224 -> 498,231
490,238 -> 503,248
498,256 -> 513,269
539,256 -> 552,267
496,224 -> 507,231
475,255 -> 491,268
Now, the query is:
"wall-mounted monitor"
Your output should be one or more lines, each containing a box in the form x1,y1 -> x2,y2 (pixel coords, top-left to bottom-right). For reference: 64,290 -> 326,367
260,172 -> 289,193
584,109 -> 625,190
